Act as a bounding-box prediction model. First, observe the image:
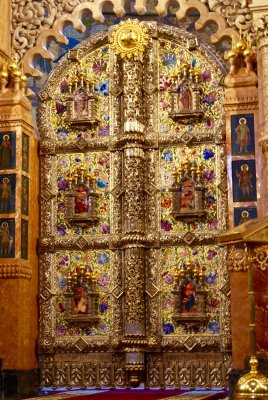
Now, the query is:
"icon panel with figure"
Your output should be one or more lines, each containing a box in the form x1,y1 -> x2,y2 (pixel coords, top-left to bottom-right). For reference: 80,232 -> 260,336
231,114 -> 255,156
232,160 -> 257,202
0,218 -> 15,258
0,132 -> 16,170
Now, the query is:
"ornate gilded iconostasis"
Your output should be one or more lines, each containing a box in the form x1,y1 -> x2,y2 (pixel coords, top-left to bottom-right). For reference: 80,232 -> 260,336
37,20 -> 232,388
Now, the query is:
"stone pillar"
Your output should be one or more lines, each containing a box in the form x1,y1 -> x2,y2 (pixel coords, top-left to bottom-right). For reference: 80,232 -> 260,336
0,60 -> 39,399
223,31 -> 259,399
250,3 -> 268,212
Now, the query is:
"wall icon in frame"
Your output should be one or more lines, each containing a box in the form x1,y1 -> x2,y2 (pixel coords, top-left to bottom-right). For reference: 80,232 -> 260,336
0,174 -> 16,213
0,218 -> 15,258
0,132 -> 16,170
234,207 -> 258,227
232,160 -> 257,202
231,114 -> 255,156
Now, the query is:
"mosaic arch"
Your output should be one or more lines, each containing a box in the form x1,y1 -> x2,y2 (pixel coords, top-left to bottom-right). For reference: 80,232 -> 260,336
38,21 -> 230,388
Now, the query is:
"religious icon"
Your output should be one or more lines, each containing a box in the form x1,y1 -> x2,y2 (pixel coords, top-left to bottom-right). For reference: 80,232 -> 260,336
74,89 -> 87,117
0,219 -> 15,258
232,160 -> 257,202
172,261 -> 208,323
0,175 -> 16,213
170,163 -> 205,219
237,164 -> 253,197
181,283 -> 197,314
180,180 -> 195,210
73,286 -> 89,315
168,60 -> 203,124
178,83 -> 192,111
21,220 -> 28,260
234,207 -> 257,227
65,67 -> 100,128
64,267 -> 100,325
74,184 -> 89,214
21,176 -> 29,216
231,114 -> 255,155
65,167 -> 99,226
22,133 -> 29,173
0,132 -> 16,170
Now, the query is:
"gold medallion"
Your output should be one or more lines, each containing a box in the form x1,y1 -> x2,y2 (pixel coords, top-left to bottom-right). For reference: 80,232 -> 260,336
110,19 -> 149,60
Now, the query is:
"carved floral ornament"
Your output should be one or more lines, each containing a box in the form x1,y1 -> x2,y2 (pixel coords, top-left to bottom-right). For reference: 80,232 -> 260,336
11,0 -> 255,77
228,244 -> 268,272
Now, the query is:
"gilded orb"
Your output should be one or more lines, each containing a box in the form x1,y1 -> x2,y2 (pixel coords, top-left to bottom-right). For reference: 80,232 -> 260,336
120,28 -> 138,49
236,39 -> 246,52
235,357 -> 268,399
8,60 -> 18,72
12,68 -> 22,78
227,50 -> 237,60
110,19 -> 149,60
0,69 -> 8,79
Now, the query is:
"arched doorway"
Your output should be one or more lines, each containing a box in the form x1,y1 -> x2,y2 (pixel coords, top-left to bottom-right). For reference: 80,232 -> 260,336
38,20 -> 230,389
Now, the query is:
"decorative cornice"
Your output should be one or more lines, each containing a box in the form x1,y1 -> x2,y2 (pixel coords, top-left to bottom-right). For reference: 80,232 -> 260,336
253,14 -> 268,40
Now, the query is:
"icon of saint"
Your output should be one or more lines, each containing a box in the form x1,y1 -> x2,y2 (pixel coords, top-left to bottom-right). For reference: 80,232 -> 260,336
74,185 -> 88,214
180,181 -> 194,210
0,134 -> 12,169
235,117 -> 250,153
236,164 -> 253,198
73,286 -> 88,315
74,90 -> 87,117
0,221 -> 13,257
239,210 -> 250,225
178,83 -> 192,111
0,177 -> 11,211
181,283 -> 196,314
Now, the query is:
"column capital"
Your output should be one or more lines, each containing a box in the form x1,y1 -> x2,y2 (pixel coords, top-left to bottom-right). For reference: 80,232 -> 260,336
249,1 -> 268,41
259,133 -> 268,153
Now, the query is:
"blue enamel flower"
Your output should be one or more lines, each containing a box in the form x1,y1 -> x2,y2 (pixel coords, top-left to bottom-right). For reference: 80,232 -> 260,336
203,148 -> 215,160
208,321 -> 220,334
98,253 -> 110,264
161,53 -> 177,69
95,79 -> 109,96
161,149 -> 173,161
162,322 -> 175,334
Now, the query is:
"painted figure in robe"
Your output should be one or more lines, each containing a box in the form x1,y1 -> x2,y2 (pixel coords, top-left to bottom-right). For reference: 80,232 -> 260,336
235,117 -> 250,153
0,135 -> 12,169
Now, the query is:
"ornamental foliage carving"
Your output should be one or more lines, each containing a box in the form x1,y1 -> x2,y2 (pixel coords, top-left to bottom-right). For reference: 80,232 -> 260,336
12,0 -> 252,76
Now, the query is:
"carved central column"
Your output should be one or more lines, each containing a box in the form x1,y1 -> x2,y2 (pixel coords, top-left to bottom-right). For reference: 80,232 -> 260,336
123,59 -> 146,387
110,20 -> 149,386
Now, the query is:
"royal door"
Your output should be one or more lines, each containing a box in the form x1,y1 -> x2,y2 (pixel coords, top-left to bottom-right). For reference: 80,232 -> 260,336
38,20 -> 230,389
